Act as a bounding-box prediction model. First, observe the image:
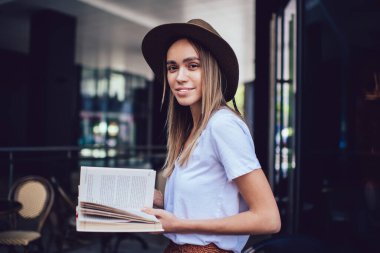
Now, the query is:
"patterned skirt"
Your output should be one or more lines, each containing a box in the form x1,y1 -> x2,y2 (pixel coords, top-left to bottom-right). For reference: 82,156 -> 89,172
164,241 -> 234,253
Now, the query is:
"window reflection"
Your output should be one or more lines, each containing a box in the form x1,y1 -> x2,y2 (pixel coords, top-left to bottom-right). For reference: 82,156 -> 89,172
79,67 -> 148,167
271,0 -> 297,233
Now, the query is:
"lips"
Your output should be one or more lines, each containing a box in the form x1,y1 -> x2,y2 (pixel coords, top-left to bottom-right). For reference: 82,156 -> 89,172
175,87 -> 194,96
175,87 -> 194,92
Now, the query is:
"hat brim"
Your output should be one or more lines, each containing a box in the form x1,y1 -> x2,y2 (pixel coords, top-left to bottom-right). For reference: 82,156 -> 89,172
141,22 -> 239,102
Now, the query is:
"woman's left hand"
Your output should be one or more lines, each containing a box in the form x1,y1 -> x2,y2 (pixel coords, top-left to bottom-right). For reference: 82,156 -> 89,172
142,208 -> 180,232
153,189 -> 164,208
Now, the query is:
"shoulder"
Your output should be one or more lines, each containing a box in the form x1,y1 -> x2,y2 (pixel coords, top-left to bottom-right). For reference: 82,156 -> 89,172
207,107 -> 247,132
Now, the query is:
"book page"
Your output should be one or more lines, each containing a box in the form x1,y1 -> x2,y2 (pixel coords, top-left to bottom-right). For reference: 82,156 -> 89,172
77,219 -> 164,232
76,205 -> 164,232
79,166 -> 156,210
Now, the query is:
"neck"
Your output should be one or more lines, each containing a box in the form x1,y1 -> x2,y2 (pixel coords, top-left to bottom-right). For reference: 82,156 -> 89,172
190,102 -> 202,129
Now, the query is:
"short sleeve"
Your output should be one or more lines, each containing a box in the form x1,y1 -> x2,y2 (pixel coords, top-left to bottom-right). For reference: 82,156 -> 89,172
209,112 -> 261,181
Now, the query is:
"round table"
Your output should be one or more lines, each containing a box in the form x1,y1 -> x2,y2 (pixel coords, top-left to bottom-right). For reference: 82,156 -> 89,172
0,200 -> 22,216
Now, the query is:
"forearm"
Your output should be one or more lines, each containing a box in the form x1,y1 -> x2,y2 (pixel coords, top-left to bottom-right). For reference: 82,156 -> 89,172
145,170 -> 281,235
173,171 -> 281,235
173,210 -> 280,235
153,190 -> 164,208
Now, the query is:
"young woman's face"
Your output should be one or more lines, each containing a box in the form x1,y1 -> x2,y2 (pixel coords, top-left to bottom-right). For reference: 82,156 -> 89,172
166,39 -> 202,109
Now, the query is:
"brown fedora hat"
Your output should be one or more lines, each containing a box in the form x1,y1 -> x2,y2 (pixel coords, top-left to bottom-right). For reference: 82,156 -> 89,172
141,19 -> 239,102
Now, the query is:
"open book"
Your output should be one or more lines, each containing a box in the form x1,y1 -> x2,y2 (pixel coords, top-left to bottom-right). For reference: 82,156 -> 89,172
76,166 -> 163,232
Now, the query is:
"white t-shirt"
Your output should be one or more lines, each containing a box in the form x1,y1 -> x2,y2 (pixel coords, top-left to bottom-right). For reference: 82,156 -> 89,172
164,107 -> 261,253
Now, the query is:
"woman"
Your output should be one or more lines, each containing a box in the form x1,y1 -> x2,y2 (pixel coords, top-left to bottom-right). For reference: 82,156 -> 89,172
141,19 -> 280,253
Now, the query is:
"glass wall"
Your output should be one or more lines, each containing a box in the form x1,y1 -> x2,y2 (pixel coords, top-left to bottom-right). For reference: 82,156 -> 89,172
79,67 -> 150,168
270,0 -> 298,233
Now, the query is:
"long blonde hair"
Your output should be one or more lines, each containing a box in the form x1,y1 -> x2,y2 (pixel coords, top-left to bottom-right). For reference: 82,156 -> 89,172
161,39 -> 227,177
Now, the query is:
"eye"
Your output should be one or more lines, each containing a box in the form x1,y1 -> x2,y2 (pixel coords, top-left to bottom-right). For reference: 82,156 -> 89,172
167,64 -> 178,73
188,62 -> 200,70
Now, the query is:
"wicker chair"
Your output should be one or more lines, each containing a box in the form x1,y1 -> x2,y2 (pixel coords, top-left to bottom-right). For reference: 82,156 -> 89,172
0,176 -> 55,253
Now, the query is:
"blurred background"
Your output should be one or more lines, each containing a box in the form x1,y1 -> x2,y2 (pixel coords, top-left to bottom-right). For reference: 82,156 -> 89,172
0,0 -> 379,252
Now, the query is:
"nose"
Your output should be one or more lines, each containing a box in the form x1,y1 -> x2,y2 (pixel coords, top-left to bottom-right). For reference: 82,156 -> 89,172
176,67 -> 188,83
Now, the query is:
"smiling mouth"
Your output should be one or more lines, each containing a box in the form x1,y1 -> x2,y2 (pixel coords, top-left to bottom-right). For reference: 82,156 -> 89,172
175,88 -> 194,92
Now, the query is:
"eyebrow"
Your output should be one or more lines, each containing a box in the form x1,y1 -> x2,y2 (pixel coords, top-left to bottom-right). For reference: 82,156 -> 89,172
166,57 -> 200,65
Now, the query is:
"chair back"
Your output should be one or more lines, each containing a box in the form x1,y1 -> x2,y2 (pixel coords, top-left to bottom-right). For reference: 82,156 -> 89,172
8,176 -> 55,233
50,176 -> 76,211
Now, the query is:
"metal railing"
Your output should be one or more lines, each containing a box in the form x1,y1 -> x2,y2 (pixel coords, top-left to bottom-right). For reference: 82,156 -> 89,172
0,145 -> 166,191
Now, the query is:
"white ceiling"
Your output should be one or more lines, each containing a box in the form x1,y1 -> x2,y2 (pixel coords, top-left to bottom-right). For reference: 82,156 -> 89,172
0,0 -> 255,82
